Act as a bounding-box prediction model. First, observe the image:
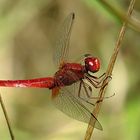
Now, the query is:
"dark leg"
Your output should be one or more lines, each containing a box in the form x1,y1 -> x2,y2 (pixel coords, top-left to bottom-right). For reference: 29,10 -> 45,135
87,72 -> 106,80
83,75 -> 113,100
85,73 -> 105,85
78,81 -> 95,106
86,76 -> 103,88
85,74 -> 112,88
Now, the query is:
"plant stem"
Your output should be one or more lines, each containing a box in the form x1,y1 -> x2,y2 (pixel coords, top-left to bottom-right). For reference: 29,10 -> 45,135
0,94 -> 15,140
84,0 -> 136,139
97,0 -> 140,32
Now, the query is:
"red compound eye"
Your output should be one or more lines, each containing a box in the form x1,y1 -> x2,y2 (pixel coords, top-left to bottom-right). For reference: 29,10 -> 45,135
85,57 -> 100,73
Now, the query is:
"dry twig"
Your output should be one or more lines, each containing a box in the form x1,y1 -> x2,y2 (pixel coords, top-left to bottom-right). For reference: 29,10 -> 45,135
84,0 -> 136,139
97,0 -> 140,32
0,94 -> 15,140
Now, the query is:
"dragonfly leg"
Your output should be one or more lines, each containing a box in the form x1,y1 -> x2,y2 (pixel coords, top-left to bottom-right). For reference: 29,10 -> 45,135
83,75 -> 112,100
87,72 -> 106,82
87,73 -> 112,85
88,72 -> 106,79
85,76 -> 103,88
78,81 -> 95,106
82,83 -> 115,101
78,80 -> 109,102
95,93 -> 115,104
85,74 -> 112,88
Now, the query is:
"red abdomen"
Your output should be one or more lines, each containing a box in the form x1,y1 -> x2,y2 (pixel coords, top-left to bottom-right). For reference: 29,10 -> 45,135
54,63 -> 85,87
0,77 -> 55,89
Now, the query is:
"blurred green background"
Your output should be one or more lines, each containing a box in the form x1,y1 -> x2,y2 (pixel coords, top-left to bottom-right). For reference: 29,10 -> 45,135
0,0 -> 140,140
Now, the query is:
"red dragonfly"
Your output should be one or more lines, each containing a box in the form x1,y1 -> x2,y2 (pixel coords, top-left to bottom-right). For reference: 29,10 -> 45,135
0,13 -> 106,130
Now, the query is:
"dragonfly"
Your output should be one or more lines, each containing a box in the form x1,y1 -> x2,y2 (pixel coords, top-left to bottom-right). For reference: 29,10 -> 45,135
0,13 -> 108,130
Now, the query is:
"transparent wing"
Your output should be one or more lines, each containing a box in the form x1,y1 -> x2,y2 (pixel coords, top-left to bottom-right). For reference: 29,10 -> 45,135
53,13 -> 75,67
52,84 -> 102,130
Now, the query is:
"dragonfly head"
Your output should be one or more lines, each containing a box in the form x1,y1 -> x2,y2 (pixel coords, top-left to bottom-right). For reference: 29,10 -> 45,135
84,54 -> 100,73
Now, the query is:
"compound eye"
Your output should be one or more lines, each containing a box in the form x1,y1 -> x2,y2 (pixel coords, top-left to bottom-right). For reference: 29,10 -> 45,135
85,57 -> 100,73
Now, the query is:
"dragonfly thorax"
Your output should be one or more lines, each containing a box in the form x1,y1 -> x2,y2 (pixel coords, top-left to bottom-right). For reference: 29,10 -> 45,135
54,63 -> 85,87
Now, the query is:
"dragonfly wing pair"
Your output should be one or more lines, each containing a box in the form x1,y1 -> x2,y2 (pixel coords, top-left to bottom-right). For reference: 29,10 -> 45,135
52,13 -> 102,130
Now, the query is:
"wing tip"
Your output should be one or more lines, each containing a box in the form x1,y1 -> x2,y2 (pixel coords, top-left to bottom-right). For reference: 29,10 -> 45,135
90,113 -> 103,131
70,12 -> 75,19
